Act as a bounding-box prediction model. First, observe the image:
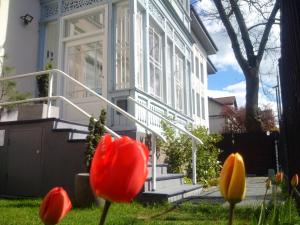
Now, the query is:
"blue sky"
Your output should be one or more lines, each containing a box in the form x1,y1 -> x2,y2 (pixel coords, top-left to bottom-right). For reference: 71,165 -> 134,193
208,69 -> 244,90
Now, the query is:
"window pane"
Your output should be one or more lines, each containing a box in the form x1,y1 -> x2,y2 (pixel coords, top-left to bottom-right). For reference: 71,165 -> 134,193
195,57 -> 199,78
166,41 -> 172,105
192,89 -> 195,114
200,62 -> 204,83
201,97 -> 206,119
175,50 -> 184,111
65,11 -> 105,37
115,3 -> 130,90
136,11 -> 144,90
196,93 -> 200,117
155,67 -> 161,97
149,24 -> 163,99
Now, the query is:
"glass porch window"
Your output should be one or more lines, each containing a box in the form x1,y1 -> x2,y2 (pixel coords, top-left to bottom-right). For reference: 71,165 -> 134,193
166,41 -> 173,105
149,25 -> 163,99
136,10 -> 144,90
64,11 -> 105,37
175,50 -> 184,112
66,41 -> 102,98
115,3 -> 130,90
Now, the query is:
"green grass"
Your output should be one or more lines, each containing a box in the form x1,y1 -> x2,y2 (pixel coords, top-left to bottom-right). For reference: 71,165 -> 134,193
0,198 -> 298,225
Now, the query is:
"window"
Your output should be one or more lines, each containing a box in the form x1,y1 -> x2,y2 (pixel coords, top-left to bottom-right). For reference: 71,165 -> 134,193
200,62 -> 204,83
115,3 -> 130,90
195,56 -> 199,78
196,93 -> 200,117
64,11 -> 105,38
166,41 -> 173,105
149,25 -> 163,98
175,50 -> 184,111
201,96 -> 206,119
191,52 -> 194,73
186,62 -> 191,115
136,10 -> 144,90
192,89 -> 195,114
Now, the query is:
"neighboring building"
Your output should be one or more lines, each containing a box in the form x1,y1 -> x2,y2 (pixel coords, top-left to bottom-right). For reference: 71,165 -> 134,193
0,0 -> 217,137
208,96 -> 237,133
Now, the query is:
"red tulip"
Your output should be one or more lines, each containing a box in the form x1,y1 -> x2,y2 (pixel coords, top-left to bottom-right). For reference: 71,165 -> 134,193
90,134 -> 149,202
275,172 -> 284,184
39,187 -> 72,225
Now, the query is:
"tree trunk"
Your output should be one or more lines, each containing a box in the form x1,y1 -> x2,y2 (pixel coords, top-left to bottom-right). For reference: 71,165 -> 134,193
280,0 -> 300,185
245,69 -> 263,132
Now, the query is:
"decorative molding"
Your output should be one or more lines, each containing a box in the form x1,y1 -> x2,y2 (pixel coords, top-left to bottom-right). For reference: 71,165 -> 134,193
41,1 -> 59,19
61,0 -> 104,13
148,0 -> 164,26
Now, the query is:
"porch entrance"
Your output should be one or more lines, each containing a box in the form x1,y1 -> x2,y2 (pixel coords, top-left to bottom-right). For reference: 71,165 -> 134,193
61,6 -> 108,123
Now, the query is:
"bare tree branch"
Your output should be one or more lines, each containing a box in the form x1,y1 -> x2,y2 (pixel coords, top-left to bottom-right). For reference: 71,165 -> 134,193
248,21 -> 280,31
212,0 -> 249,71
257,0 -> 280,64
229,0 -> 255,63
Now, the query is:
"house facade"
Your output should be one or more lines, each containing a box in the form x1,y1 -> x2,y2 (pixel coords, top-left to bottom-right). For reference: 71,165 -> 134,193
208,96 -> 238,133
0,0 -> 217,137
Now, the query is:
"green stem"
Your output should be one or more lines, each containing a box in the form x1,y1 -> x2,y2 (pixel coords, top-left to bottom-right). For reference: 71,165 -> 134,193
228,203 -> 235,225
99,200 -> 111,225
258,188 -> 268,225
272,185 -> 278,223
290,189 -> 294,224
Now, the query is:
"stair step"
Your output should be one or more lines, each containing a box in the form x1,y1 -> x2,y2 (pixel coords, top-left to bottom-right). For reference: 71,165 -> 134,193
144,174 -> 184,191
138,184 -> 202,203
147,164 -> 168,176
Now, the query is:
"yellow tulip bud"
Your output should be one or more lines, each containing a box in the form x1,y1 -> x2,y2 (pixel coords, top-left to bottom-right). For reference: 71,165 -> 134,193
291,174 -> 299,187
275,172 -> 284,184
219,153 -> 246,204
266,178 -> 272,189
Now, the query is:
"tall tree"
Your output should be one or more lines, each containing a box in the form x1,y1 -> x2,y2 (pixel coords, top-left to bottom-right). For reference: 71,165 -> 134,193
280,1 -> 300,182
210,0 -> 280,132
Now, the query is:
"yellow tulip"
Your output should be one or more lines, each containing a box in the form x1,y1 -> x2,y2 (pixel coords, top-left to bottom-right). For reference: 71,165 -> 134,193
291,174 -> 299,187
219,153 -> 246,204
266,178 -> 272,190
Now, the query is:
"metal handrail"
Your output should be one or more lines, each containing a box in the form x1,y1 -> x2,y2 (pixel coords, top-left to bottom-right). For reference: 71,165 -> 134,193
128,96 -> 203,184
0,69 -> 165,141
0,69 -> 165,191
0,96 -> 120,138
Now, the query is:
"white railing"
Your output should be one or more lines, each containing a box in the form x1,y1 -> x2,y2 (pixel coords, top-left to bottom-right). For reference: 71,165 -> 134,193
0,69 -> 166,191
128,96 -> 203,185
0,95 -> 121,138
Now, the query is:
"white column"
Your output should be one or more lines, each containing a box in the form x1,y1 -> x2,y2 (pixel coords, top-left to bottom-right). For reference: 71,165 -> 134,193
151,134 -> 157,191
47,71 -> 54,118
192,139 -> 197,185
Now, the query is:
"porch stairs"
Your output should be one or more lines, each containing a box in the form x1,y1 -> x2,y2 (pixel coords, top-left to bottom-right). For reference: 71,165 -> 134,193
54,119 -> 202,203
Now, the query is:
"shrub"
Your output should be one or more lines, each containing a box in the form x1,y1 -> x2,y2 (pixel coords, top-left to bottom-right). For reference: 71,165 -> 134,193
85,109 -> 106,171
158,121 -> 222,185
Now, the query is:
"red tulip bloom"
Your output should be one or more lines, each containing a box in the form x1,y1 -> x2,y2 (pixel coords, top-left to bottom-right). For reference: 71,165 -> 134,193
39,187 -> 72,225
90,134 -> 149,203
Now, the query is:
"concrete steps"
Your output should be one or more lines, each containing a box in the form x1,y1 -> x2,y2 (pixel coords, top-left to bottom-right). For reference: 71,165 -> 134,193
53,119 -> 203,203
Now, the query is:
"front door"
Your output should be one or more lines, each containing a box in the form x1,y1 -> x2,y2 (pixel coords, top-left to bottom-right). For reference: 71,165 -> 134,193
61,7 -> 107,123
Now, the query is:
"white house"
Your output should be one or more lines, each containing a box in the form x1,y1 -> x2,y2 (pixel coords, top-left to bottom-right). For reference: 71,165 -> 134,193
208,96 -> 238,134
0,0 -> 217,137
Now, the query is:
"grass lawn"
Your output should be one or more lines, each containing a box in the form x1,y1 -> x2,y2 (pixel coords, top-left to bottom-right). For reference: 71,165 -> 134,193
0,198 -> 268,225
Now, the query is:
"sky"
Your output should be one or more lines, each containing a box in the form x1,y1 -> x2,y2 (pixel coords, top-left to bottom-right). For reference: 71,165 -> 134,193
191,0 -> 281,115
